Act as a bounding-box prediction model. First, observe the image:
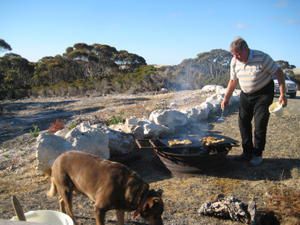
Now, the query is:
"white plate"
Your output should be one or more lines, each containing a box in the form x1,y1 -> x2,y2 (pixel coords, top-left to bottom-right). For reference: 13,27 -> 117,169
269,102 -> 283,116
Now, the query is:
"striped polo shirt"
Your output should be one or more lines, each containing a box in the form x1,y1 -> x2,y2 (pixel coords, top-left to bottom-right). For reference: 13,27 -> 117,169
230,49 -> 279,94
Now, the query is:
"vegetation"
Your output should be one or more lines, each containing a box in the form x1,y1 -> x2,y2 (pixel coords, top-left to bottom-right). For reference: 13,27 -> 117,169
0,39 -> 297,100
0,41 -> 148,99
106,114 -> 125,126
111,65 -> 165,93
0,39 -> 12,52
0,53 -> 34,99
30,124 -> 40,138
67,121 -> 78,130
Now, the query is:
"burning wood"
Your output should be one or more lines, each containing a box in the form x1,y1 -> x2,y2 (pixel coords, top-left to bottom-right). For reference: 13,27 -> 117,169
201,136 -> 225,146
168,139 -> 192,147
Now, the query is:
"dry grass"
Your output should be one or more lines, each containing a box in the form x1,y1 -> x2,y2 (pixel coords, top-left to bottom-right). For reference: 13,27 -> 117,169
0,90 -> 300,225
265,184 -> 300,220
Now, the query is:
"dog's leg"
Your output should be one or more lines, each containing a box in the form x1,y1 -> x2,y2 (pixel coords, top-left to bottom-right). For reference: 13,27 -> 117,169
59,196 -> 65,213
95,207 -> 106,225
47,177 -> 57,197
116,210 -> 125,225
59,198 -> 65,213
63,190 -> 74,217
57,187 -> 75,221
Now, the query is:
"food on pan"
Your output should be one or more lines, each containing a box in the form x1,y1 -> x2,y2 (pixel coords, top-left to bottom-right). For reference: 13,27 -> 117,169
201,136 -> 225,146
168,139 -> 192,147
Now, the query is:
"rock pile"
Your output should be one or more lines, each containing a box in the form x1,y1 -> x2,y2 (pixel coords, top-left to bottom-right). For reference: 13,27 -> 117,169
36,85 -> 240,174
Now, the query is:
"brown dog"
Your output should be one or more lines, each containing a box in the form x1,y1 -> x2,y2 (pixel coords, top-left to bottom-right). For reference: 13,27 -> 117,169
47,151 -> 164,225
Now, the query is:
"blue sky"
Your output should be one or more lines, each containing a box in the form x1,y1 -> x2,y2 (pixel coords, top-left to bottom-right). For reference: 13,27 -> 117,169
1,0 -> 300,66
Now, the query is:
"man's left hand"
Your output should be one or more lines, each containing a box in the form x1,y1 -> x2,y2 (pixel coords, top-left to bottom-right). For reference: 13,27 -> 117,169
279,95 -> 287,107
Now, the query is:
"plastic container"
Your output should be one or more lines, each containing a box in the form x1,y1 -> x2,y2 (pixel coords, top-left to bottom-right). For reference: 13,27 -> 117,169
269,102 -> 283,116
11,210 -> 73,225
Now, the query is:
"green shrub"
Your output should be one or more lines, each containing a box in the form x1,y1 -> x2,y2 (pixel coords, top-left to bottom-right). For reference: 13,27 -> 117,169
68,121 -> 77,130
30,124 -> 40,137
107,115 -> 124,126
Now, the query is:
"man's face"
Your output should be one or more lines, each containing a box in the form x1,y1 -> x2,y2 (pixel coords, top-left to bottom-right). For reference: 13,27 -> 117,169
231,47 -> 248,63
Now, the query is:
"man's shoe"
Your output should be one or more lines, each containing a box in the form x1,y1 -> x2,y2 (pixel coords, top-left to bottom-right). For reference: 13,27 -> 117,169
232,153 -> 252,162
249,156 -> 263,166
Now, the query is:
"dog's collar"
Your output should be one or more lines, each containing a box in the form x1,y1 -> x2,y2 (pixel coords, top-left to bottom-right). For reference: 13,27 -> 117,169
133,188 -> 149,218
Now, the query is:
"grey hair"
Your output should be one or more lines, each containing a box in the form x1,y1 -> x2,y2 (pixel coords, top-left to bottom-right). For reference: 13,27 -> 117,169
230,37 -> 249,52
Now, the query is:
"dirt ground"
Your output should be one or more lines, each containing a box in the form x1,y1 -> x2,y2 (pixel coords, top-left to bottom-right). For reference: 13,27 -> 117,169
0,90 -> 300,225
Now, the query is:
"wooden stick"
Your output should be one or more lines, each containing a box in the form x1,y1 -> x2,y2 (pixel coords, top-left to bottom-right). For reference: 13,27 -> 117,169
11,195 -> 26,221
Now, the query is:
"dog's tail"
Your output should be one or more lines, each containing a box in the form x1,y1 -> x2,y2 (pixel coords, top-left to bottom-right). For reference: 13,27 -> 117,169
47,177 -> 57,197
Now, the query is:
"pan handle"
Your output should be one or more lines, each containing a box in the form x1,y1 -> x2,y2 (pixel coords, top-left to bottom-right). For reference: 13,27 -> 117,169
135,139 -> 154,150
149,140 -> 157,148
135,139 -> 143,149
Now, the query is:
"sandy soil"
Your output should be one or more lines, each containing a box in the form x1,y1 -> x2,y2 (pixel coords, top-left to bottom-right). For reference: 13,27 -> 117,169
0,90 -> 300,225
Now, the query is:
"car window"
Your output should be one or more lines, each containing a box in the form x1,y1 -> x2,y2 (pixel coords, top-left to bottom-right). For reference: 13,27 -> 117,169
273,74 -> 296,82
286,75 -> 296,82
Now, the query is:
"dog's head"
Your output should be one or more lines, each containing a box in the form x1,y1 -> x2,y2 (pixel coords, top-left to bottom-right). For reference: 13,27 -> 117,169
137,189 -> 164,225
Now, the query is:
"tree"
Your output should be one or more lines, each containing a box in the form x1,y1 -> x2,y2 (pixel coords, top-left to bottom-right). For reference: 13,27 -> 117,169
113,50 -> 146,71
92,44 -> 117,59
0,53 -> 34,99
33,56 -> 84,86
0,39 -> 12,52
276,60 -> 295,70
73,43 -> 93,51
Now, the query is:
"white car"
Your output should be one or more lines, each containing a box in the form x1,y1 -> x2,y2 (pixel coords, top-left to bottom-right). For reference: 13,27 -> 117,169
273,74 -> 298,98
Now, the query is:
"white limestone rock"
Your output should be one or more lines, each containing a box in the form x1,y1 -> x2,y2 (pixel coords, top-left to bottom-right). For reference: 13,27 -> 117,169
105,128 -> 135,156
204,94 -> 224,114
65,121 -> 110,159
202,85 -> 224,93
143,122 -> 171,138
36,132 -> 72,174
36,122 -> 110,174
125,116 -> 139,127
149,109 -> 188,129
183,103 -> 211,122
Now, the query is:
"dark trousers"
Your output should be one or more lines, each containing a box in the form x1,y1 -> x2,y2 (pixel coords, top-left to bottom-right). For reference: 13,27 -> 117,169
239,80 -> 274,157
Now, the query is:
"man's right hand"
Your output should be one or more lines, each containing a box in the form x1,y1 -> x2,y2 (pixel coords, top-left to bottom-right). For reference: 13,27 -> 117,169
222,79 -> 237,110
221,97 -> 229,110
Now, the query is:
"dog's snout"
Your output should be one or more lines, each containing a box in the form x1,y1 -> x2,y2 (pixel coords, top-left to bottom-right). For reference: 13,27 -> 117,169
146,216 -> 163,225
152,217 -> 164,225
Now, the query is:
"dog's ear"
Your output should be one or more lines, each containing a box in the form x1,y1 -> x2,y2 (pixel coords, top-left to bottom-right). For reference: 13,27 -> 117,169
148,189 -> 163,197
156,189 -> 163,197
145,189 -> 163,210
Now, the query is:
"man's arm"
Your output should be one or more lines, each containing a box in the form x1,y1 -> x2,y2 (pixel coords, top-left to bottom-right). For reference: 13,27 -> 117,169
221,79 -> 238,110
275,68 -> 287,106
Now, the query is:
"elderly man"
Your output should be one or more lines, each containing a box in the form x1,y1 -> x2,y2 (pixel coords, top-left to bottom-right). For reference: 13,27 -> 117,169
221,37 -> 287,166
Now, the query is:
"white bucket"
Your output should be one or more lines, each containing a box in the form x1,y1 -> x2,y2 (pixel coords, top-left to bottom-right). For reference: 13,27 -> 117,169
269,102 -> 283,116
11,210 -> 73,225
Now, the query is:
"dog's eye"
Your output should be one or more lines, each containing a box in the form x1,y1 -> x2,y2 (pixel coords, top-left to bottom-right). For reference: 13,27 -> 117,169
153,198 -> 161,204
